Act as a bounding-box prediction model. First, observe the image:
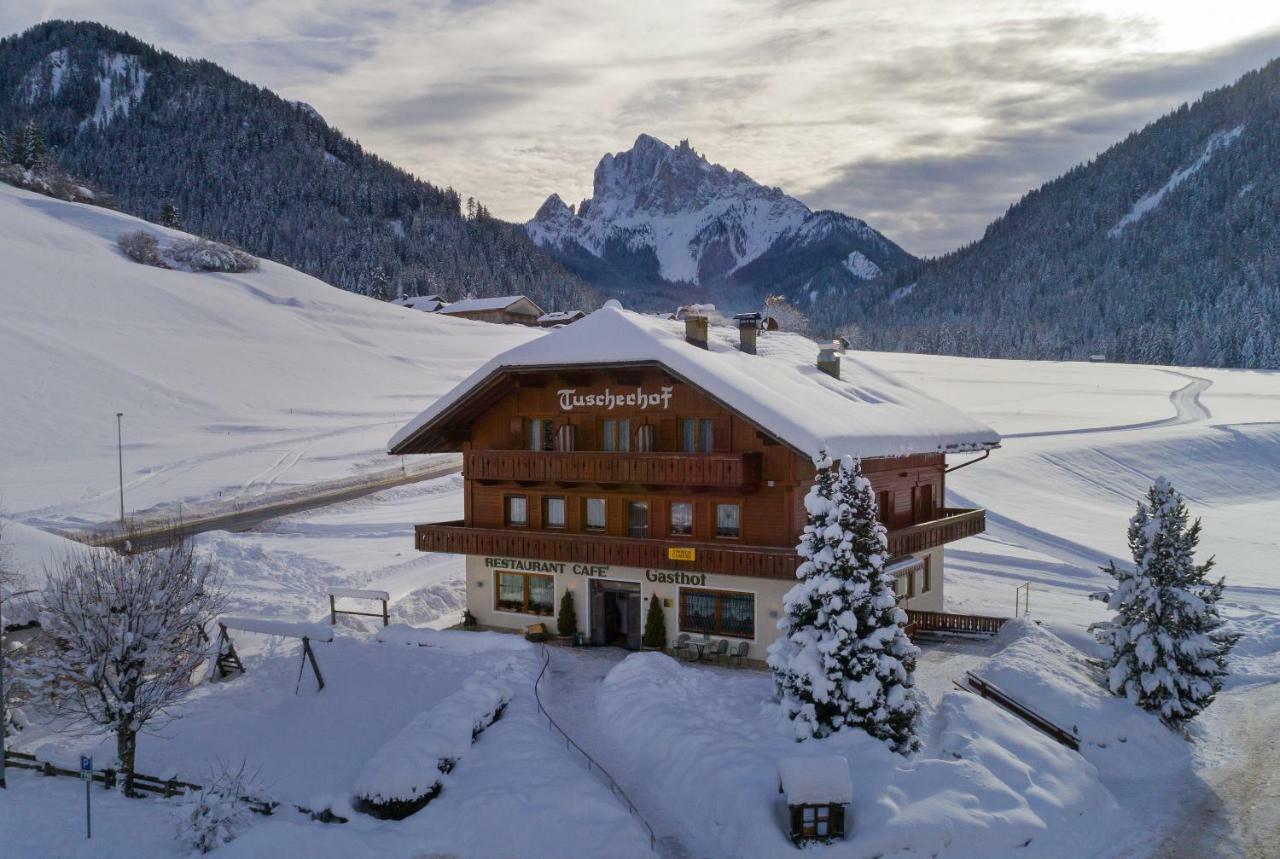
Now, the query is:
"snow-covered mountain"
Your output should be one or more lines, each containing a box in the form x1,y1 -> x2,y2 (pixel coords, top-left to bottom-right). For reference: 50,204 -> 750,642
526,135 -> 914,311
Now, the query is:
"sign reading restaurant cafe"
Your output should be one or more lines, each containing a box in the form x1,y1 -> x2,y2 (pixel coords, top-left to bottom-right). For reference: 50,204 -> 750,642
483,556 -> 708,587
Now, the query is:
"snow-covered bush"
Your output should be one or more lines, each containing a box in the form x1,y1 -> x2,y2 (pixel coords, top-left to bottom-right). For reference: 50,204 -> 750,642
768,452 -> 920,753
353,674 -> 510,819
118,230 -> 168,267
169,237 -> 258,273
176,763 -> 260,854
1091,478 -> 1237,729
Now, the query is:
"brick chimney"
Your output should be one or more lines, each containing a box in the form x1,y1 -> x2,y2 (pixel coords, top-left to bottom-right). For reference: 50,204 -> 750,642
733,312 -> 760,354
684,315 -> 709,349
817,341 -> 841,379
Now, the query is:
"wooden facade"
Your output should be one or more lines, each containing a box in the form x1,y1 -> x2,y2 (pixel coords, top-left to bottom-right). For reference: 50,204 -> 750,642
402,363 -> 987,580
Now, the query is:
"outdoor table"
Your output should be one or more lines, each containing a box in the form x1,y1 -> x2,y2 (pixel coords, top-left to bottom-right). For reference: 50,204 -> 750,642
689,637 -> 712,660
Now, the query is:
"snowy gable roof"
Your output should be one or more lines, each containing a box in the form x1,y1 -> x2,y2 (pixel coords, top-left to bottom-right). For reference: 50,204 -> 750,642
388,305 -> 1000,458
777,756 -> 852,805
438,295 -> 543,315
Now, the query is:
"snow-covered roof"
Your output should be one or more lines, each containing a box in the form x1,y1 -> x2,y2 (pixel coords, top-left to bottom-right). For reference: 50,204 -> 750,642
438,295 -> 542,315
538,310 -> 585,323
388,305 -> 1000,458
393,295 -> 446,311
777,756 -> 852,805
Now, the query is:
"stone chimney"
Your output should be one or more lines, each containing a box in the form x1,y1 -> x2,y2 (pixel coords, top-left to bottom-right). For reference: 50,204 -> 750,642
684,314 -> 709,349
817,341 -> 841,379
733,312 -> 760,354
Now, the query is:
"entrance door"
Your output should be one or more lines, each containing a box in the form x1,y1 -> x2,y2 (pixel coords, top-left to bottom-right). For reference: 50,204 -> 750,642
589,579 -> 643,650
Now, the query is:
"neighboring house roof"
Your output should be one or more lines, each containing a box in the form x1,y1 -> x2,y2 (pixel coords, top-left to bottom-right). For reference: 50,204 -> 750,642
438,295 -> 545,316
538,310 -> 585,324
388,304 -> 1000,459
393,295 -> 446,311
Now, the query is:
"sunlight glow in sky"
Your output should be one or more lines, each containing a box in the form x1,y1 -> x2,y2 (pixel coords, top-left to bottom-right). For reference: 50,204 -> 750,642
7,1 -> 1280,255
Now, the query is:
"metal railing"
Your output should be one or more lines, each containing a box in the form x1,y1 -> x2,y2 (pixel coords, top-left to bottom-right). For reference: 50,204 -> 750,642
533,646 -> 657,851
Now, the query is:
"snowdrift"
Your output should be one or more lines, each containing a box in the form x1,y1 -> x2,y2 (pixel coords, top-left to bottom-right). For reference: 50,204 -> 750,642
598,626 -> 1144,858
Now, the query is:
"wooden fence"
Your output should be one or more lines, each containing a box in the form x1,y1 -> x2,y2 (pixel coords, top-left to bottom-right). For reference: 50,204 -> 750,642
962,672 -> 1080,751
905,610 -> 1009,636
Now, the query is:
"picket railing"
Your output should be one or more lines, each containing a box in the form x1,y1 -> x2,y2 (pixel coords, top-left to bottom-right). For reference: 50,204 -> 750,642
533,647 -> 656,851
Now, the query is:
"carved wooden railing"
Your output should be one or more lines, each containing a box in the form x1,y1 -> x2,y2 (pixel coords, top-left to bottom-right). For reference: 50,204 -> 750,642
416,521 -> 799,579
887,507 -> 985,555
465,450 -> 762,487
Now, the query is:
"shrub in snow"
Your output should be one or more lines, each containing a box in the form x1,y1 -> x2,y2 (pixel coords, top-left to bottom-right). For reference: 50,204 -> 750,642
643,592 -> 666,649
1091,478 -> 1237,729
118,230 -> 168,268
169,237 -> 259,273
31,531 -> 225,795
353,675 -> 510,819
176,763 -> 260,854
557,589 -> 578,638
768,452 -> 921,753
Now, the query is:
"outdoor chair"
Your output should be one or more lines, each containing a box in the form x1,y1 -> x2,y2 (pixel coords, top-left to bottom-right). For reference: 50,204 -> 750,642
727,640 -> 749,667
706,638 -> 728,663
672,633 -> 691,660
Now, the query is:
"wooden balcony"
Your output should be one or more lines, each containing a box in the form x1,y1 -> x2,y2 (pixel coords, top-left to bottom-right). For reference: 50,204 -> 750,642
416,521 -> 799,580
465,450 -> 762,488
887,507 -> 986,555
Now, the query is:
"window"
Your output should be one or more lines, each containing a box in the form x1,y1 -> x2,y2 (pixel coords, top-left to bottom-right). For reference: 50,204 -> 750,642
544,496 -> 566,528
921,556 -> 932,593
801,805 -> 832,838
915,484 -> 934,522
715,503 -> 740,538
585,498 -> 606,530
527,419 -> 554,451
679,588 -> 754,638
627,501 -> 649,538
683,417 -> 713,452
602,418 -> 631,452
555,424 -> 575,452
635,424 -> 654,452
495,571 -> 554,616
505,495 -> 528,526
670,501 -> 693,536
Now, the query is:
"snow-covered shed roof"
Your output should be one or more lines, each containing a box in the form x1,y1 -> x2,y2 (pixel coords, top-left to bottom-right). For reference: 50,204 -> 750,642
777,756 -> 852,805
388,305 -> 1000,458
438,295 -> 543,315
538,310 -> 585,324
393,295 -> 446,311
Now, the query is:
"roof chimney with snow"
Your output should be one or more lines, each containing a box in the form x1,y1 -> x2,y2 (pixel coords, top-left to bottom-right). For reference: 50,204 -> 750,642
733,312 -> 760,354
684,314 -> 709,349
817,341 -> 841,379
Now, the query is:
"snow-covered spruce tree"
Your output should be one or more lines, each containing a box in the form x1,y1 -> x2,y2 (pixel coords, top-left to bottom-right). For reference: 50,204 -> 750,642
1091,478 -> 1237,729
160,201 -> 183,230
768,452 -> 921,752
33,531 -> 224,794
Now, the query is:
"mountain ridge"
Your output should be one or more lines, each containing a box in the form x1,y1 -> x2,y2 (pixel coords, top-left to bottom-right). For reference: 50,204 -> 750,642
526,133 -> 915,312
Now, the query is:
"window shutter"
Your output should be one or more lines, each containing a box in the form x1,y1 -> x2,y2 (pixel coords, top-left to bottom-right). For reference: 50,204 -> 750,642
657,417 -> 676,451
508,417 -> 522,447
556,424 -> 575,452
712,416 -> 730,452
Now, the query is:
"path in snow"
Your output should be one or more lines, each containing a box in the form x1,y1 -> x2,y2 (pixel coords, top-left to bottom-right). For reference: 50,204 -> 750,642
1158,682 -> 1280,858
540,647 -> 703,859
1003,371 -> 1211,439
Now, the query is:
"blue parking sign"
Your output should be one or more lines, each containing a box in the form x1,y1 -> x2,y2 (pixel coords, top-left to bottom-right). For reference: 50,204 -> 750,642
80,755 -> 92,778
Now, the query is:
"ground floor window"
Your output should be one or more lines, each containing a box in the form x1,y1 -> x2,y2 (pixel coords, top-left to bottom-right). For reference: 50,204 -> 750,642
495,571 -> 554,616
679,587 -> 754,638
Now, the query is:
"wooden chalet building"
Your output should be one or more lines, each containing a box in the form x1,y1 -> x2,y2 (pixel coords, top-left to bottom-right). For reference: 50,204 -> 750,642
389,304 -> 1000,658
437,295 -> 546,326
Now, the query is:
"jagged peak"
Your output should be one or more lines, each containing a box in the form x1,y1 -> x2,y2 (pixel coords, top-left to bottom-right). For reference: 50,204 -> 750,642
534,193 -> 572,220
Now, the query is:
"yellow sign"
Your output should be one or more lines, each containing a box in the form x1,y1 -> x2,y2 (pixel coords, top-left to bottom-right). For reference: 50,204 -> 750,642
667,547 -> 696,562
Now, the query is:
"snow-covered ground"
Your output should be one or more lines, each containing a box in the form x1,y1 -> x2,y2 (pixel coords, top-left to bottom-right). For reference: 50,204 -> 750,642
0,182 -> 535,528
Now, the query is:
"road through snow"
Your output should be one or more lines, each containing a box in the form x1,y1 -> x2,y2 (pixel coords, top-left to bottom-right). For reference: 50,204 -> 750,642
1003,371 -> 1212,439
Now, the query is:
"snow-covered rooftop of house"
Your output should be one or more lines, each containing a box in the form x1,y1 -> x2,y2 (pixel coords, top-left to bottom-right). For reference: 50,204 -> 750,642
393,295 -> 445,311
777,756 -> 852,805
538,310 -> 584,323
389,304 -> 1000,458
438,295 -> 537,314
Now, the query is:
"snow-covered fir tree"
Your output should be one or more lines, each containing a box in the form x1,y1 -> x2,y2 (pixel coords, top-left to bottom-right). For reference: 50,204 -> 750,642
160,201 -> 182,230
1091,478 -> 1238,729
768,452 -> 921,753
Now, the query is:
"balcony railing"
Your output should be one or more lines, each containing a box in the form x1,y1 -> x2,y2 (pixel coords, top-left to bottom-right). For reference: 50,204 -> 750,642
887,507 -> 985,555
417,521 -> 798,579
415,508 -> 985,580
465,450 -> 762,487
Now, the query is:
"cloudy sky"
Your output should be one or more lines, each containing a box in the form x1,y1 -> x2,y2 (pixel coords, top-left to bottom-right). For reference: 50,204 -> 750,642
7,1 -> 1280,255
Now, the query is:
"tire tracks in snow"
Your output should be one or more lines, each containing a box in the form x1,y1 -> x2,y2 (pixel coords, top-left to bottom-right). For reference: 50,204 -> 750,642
1002,370 -> 1212,439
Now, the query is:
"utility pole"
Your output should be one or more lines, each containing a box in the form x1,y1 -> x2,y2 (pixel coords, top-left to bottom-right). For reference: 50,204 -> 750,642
116,413 -> 125,527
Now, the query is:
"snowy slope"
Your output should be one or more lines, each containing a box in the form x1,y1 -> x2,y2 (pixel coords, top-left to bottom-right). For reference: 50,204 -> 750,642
0,183 -> 538,526
526,134 -> 913,309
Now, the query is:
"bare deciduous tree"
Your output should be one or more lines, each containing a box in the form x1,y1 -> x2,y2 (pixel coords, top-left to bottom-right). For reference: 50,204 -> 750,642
33,532 -> 223,794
